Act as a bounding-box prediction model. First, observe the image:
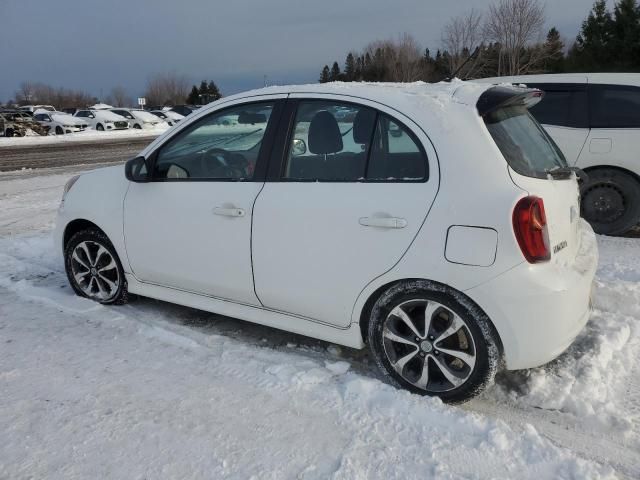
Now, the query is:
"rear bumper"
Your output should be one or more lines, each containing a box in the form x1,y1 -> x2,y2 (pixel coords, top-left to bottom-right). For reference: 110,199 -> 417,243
466,219 -> 598,370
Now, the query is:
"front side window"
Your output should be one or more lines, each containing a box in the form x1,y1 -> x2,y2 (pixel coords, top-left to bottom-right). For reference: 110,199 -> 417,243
485,105 -> 567,178
153,102 -> 275,180
283,101 -> 427,182
590,85 -> 640,128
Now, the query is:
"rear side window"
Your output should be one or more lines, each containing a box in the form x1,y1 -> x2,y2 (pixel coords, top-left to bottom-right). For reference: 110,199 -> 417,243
590,85 -> 640,128
485,106 -> 567,179
526,85 -> 588,128
283,100 -> 427,182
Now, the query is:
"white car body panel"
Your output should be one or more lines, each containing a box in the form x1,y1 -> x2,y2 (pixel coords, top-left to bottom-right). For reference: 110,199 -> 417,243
74,109 -> 130,130
56,81 -> 598,369
110,108 -> 167,129
33,110 -> 88,135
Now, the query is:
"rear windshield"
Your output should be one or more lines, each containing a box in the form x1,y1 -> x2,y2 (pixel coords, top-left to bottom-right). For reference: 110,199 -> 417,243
484,105 -> 567,179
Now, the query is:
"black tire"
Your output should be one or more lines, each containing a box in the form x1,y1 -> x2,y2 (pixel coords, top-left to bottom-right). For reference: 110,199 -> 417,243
96,123 -> 104,131
64,228 -> 128,305
5,128 -> 13,137
133,123 -> 142,129
367,280 -> 501,404
55,126 -> 64,135
581,169 -> 640,235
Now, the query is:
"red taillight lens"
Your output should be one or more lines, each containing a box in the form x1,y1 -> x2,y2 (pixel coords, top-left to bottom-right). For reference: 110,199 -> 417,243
513,196 -> 551,263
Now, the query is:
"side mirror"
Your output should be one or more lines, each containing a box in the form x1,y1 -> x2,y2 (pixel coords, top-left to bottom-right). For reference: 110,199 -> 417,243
125,156 -> 150,183
292,138 -> 307,156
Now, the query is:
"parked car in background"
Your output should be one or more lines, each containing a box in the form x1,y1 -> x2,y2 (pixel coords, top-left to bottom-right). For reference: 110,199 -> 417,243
56,82 -> 597,403
170,105 -> 201,116
476,73 -> 640,235
0,110 -> 49,137
19,105 -> 57,113
62,107 -> 80,115
33,110 -> 88,135
0,110 -> 50,136
74,109 -> 130,131
149,110 -> 184,126
109,108 -> 166,129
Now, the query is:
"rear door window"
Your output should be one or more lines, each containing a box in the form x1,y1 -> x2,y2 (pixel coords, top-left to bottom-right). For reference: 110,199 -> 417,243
527,84 -> 588,128
589,84 -> 640,128
485,105 -> 567,178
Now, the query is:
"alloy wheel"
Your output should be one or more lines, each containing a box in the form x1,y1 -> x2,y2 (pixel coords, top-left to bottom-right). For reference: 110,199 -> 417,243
382,299 -> 477,393
70,240 -> 120,301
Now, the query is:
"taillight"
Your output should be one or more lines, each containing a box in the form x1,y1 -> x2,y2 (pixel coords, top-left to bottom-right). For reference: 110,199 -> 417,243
513,196 -> 551,263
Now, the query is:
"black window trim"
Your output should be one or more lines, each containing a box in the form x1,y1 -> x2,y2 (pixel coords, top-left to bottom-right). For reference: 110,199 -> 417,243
144,98 -> 286,183
587,83 -> 640,129
272,98 -> 429,184
526,83 -> 590,129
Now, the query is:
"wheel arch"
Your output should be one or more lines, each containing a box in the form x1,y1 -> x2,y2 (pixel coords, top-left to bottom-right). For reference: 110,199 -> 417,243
357,277 -> 504,355
63,219 -> 107,250
583,164 -> 640,183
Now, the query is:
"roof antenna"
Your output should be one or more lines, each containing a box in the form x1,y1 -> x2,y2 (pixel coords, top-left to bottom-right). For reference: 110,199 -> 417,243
446,47 -> 480,82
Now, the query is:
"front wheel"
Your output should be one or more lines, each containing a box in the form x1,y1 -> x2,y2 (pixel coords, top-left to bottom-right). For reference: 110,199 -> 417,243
581,169 -> 640,235
367,280 -> 500,404
55,126 -> 64,135
64,228 -> 128,305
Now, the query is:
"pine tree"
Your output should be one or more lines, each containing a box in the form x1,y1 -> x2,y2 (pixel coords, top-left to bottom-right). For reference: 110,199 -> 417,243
611,0 -> 640,70
186,85 -> 199,105
569,0 -> 613,71
344,53 -> 356,81
319,65 -> 330,83
543,27 -> 565,73
198,81 -> 208,95
207,81 -> 222,101
330,62 -> 341,81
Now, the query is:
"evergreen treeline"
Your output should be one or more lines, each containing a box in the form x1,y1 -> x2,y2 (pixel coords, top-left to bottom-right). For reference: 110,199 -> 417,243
319,0 -> 640,83
187,80 -> 222,105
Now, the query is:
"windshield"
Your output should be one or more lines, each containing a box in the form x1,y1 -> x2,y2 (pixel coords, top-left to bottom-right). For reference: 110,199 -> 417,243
484,105 -> 567,179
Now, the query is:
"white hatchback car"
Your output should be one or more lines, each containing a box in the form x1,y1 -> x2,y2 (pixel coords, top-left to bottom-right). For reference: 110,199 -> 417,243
476,73 -> 640,235
55,82 -> 598,403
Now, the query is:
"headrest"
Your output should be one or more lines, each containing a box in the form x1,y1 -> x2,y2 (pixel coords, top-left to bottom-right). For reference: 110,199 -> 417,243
308,111 -> 343,154
353,108 -> 376,144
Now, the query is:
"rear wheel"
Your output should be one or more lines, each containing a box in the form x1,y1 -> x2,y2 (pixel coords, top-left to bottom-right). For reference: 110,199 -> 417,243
367,280 -> 500,404
96,123 -> 104,131
55,126 -> 64,135
581,169 -> 640,235
64,229 -> 128,305
133,123 -> 141,129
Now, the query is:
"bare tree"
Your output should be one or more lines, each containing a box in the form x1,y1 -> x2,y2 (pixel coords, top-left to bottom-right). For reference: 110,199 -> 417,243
14,81 -> 95,108
484,0 -> 546,75
16,81 -> 36,105
363,34 -> 424,82
144,72 -> 190,106
106,86 -> 133,107
442,9 -> 486,78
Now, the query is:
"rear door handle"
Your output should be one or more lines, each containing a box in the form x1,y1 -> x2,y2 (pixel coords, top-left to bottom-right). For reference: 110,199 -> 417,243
214,206 -> 245,217
359,216 -> 407,229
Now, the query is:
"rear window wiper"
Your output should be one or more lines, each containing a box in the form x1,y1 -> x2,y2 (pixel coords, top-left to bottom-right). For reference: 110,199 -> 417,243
545,166 -> 589,183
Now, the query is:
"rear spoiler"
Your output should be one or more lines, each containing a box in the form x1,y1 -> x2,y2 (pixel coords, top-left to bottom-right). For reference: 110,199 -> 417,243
476,86 -> 544,117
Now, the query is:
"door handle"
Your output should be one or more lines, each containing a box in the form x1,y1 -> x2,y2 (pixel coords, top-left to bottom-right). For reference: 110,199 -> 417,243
359,216 -> 407,229
213,206 -> 245,217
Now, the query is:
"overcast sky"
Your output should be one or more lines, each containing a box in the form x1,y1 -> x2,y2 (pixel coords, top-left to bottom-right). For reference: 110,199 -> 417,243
0,0 -> 598,102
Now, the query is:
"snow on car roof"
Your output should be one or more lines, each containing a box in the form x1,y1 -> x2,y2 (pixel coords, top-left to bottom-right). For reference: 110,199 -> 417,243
220,79 -> 494,112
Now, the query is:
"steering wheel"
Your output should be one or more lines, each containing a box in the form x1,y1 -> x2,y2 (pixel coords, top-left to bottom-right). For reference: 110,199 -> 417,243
198,148 -> 238,178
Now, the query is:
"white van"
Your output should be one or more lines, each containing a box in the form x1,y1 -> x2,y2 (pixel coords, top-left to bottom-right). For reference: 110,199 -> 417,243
476,73 -> 640,235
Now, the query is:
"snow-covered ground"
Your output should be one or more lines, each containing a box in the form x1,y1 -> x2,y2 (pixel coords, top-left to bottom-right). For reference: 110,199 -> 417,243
0,166 -> 638,479
0,125 -> 168,148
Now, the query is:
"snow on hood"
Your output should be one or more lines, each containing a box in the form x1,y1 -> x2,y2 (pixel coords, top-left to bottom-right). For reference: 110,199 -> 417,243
94,110 -> 126,121
132,110 -> 163,122
50,113 -> 87,125
90,103 -> 114,110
